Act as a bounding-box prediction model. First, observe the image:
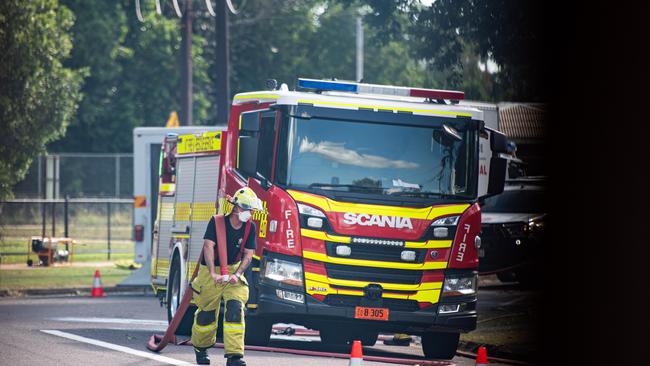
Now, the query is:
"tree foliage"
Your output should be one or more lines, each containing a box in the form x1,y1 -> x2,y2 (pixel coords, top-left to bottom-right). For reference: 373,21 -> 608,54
351,0 -> 546,101
48,0 -> 211,153
0,0 -> 83,199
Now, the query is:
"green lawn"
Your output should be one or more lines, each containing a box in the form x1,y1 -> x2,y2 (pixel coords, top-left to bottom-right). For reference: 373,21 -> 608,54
0,266 -> 132,289
0,236 -> 134,264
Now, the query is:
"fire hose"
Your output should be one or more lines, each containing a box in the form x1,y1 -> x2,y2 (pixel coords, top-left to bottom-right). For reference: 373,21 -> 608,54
146,250 -> 203,352
147,214 -> 248,352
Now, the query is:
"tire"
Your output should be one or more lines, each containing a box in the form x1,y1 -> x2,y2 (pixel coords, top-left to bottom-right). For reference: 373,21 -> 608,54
357,331 -> 378,346
421,332 -> 459,360
245,316 -> 272,346
167,254 -> 195,336
319,326 -> 348,345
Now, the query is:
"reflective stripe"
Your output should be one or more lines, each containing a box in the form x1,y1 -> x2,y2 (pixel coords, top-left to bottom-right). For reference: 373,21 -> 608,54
174,202 -> 191,221
223,324 -> 245,332
194,323 -> 217,332
234,94 -> 280,101
304,272 -> 442,291
301,229 -> 351,243
303,250 -> 447,270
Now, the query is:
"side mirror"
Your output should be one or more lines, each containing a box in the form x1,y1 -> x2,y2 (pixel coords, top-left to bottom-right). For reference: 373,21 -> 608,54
490,130 -> 509,154
487,157 -> 507,196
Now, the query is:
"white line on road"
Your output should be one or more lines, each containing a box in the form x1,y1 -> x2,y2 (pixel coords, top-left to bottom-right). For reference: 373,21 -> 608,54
41,330 -> 192,366
51,317 -> 168,326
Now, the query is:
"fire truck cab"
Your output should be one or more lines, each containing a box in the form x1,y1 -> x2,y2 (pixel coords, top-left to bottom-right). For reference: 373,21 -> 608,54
150,78 -> 509,359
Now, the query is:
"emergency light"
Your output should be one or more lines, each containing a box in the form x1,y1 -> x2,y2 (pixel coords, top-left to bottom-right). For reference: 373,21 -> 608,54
297,78 -> 464,102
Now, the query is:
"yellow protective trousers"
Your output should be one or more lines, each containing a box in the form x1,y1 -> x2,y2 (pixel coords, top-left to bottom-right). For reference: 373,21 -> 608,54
190,263 -> 249,357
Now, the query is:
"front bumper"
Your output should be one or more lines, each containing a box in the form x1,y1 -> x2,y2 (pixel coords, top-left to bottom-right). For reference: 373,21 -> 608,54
251,280 -> 477,334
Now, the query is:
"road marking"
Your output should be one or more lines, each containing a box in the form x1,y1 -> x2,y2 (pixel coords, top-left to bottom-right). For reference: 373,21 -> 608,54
51,317 -> 168,326
41,330 -> 192,366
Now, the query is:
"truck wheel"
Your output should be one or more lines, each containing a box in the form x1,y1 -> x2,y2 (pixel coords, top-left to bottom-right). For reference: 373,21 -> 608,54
357,331 -> 378,346
421,332 -> 459,360
245,317 -> 272,346
167,254 -> 195,336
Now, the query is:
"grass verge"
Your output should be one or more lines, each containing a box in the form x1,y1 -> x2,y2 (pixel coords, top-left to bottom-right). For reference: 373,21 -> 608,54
460,304 -> 540,361
0,266 -> 132,290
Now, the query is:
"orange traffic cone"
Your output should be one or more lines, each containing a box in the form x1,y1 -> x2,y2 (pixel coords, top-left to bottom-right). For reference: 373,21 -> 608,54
349,340 -> 363,366
476,346 -> 488,365
91,269 -> 104,297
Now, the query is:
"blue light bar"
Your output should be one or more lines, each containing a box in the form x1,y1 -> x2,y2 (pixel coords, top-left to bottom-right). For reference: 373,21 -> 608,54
297,78 -> 358,92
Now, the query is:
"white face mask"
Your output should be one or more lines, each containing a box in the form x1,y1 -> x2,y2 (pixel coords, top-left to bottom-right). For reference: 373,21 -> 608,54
238,210 -> 252,222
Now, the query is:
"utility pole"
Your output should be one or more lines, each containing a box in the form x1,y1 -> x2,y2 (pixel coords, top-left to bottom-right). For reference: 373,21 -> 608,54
356,15 -> 364,82
216,0 -> 231,125
180,0 -> 193,126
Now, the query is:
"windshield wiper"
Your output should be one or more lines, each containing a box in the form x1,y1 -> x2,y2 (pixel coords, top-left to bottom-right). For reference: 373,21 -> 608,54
307,183 -> 385,192
388,191 -> 460,200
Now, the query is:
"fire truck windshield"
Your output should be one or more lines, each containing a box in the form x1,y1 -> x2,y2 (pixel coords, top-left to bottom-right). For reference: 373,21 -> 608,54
275,114 -> 477,200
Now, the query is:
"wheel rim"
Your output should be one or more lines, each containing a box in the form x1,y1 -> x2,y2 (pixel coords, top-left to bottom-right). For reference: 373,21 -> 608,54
170,268 -> 180,317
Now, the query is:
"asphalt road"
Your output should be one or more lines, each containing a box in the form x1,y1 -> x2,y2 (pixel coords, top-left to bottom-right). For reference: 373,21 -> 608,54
0,289 -> 524,366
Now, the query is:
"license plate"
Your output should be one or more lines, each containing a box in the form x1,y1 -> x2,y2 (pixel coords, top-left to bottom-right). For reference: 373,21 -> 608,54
354,306 -> 389,321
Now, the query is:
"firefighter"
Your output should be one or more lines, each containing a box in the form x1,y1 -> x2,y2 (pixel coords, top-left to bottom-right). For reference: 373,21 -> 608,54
191,187 -> 263,366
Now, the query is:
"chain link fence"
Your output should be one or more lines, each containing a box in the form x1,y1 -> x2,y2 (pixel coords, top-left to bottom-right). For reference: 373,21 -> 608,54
12,153 -> 133,199
2,154 -> 135,266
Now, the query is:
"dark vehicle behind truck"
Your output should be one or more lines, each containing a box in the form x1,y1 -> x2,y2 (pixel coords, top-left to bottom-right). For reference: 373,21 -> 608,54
478,177 -> 546,285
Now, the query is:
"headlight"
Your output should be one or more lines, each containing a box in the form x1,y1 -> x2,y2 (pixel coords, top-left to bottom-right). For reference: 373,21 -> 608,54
262,258 -> 303,287
432,216 -> 460,226
431,216 -> 459,238
442,274 -> 477,297
297,203 -> 326,218
298,203 -> 328,229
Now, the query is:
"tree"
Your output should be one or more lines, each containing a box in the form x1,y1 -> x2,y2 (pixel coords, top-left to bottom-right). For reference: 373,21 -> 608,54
413,0 -> 546,101
350,0 -> 546,101
48,0 -> 212,153
0,0 -> 83,199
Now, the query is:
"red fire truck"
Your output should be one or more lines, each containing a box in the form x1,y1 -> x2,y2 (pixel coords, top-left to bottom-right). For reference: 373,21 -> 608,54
150,78 -> 509,359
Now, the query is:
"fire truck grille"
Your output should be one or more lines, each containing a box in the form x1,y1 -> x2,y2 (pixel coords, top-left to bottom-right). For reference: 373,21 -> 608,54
325,263 -> 422,285
325,242 -> 426,263
324,295 -> 420,312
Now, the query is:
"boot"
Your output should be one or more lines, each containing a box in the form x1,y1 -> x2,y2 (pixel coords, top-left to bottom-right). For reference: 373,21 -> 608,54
226,355 -> 246,366
194,346 -> 210,365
